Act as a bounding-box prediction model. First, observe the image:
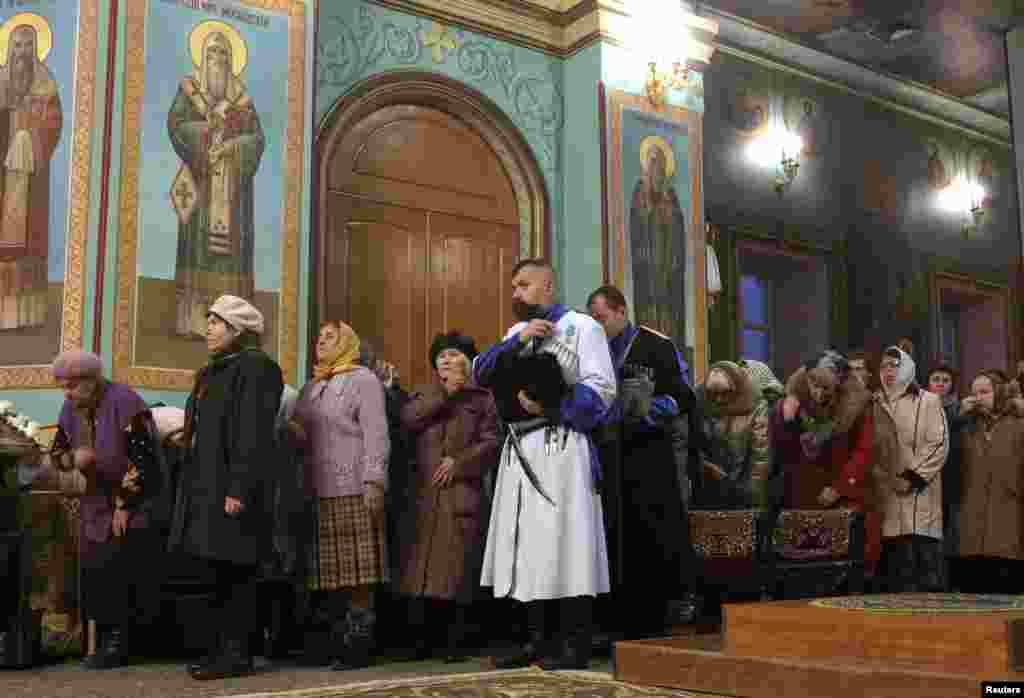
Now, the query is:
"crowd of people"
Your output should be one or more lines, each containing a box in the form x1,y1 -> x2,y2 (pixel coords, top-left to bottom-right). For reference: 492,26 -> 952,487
10,258 -> 1024,681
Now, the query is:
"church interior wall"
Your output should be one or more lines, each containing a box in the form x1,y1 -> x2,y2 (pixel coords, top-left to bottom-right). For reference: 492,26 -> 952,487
1,0 -> 1020,421
702,50 -> 1020,371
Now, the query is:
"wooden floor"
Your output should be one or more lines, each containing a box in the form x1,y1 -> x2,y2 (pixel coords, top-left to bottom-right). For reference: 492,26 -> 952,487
614,598 -> 1024,698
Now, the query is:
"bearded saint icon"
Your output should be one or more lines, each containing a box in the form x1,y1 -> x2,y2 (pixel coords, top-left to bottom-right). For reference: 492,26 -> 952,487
167,21 -> 265,337
0,15 -> 63,331
628,135 -> 687,349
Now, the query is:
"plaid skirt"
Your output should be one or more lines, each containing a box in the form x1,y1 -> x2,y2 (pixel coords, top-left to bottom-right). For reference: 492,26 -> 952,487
308,495 -> 389,591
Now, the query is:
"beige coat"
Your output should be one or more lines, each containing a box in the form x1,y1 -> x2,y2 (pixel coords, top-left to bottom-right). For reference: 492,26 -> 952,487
873,385 -> 948,540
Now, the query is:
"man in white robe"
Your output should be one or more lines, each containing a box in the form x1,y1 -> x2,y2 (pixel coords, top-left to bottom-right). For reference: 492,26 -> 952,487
474,259 -> 616,670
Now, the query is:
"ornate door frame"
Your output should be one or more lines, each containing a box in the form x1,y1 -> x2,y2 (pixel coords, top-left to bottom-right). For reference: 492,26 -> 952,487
312,71 -> 550,371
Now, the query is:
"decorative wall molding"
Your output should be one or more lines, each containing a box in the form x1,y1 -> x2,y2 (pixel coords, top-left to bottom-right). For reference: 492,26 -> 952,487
317,2 -> 565,257
317,8 -> 564,168
366,0 -> 1009,146
365,0 -> 717,61
703,6 -> 1011,147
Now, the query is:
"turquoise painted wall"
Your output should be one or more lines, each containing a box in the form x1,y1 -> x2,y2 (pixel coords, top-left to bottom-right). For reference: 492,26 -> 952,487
601,42 -> 705,114
559,42 -> 602,310
315,0 -> 565,274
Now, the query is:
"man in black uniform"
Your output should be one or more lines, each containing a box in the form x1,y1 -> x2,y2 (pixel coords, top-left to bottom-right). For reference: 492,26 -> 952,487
588,285 -> 698,640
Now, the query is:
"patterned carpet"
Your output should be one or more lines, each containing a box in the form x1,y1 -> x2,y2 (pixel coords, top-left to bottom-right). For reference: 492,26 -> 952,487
811,592 -> 1024,614
228,668 -> 708,698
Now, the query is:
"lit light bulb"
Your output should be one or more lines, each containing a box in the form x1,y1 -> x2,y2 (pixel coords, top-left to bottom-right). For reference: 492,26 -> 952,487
936,174 -> 986,215
746,127 -> 803,169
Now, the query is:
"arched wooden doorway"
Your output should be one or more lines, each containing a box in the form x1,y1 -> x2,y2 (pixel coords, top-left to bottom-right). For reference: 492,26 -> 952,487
314,72 -> 549,388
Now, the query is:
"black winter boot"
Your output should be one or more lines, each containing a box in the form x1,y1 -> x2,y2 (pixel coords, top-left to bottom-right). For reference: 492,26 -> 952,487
83,626 -> 126,670
444,603 -> 468,663
540,597 -> 593,671
190,634 -> 253,680
491,600 -> 548,669
187,628 -> 222,674
299,593 -> 341,666
330,608 -> 375,670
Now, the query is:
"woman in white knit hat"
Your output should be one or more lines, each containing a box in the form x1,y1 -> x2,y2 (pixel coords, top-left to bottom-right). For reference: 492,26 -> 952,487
167,295 -> 284,680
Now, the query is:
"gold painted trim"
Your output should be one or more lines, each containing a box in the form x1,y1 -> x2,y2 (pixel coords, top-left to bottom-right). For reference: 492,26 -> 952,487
367,0 -> 716,62
111,0 -> 305,390
0,0 -> 98,388
605,88 -> 707,383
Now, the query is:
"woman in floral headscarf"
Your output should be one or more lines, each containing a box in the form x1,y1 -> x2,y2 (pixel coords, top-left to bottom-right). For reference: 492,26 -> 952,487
293,321 -> 390,670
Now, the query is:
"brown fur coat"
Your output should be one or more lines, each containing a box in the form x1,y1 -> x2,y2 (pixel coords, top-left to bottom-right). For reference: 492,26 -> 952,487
785,366 -> 872,436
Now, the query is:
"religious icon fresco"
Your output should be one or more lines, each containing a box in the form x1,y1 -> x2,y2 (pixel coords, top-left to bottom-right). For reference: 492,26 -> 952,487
167,20 -> 265,339
0,2 -> 98,387
606,93 -> 702,362
116,0 -> 304,388
628,131 -> 688,348
0,12 -> 62,333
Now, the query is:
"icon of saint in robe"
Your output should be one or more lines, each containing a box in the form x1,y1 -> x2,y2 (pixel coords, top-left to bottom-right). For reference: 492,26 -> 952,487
0,15 -> 62,331
629,135 -> 687,348
167,21 -> 265,337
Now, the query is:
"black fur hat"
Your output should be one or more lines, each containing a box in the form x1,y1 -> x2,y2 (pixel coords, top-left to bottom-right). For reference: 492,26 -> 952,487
492,351 -> 569,422
429,331 -> 479,368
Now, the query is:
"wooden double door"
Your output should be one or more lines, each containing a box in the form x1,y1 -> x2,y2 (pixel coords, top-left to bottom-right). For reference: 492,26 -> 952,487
319,102 -> 525,389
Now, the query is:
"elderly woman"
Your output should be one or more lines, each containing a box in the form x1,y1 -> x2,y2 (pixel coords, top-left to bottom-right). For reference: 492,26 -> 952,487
773,350 -> 880,575
168,295 -> 283,680
294,321 -> 390,671
951,370 -> 1024,593
398,332 -> 500,661
19,351 -> 153,669
694,361 -> 772,509
872,346 -> 948,593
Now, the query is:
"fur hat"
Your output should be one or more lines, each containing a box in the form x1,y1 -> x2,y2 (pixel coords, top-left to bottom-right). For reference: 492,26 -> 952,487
786,363 -> 871,435
429,331 -> 478,368
208,295 -> 264,335
703,361 -> 756,416
52,350 -> 103,380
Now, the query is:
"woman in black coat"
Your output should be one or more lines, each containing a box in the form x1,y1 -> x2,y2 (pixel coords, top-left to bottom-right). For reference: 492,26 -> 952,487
168,295 -> 284,680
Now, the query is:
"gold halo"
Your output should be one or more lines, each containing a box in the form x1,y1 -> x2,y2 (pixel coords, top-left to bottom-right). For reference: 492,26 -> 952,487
640,135 -> 676,179
189,20 -> 247,77
0,13 -> 53,66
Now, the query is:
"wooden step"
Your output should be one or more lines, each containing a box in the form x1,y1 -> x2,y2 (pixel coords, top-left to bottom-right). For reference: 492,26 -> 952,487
614,635 -> 1012,698
724,598 -> 1024,675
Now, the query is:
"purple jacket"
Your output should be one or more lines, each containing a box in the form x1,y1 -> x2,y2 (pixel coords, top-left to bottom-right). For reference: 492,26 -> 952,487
58,381 -> 148,560
295,367 -> 390,498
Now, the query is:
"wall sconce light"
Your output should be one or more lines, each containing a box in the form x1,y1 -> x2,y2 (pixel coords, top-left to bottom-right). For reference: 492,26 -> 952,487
748,127 -> 802,195
936,174 -> 986,238
963,202 -> 986,239
646,61 -> 692,108
774,154 -> 800,195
